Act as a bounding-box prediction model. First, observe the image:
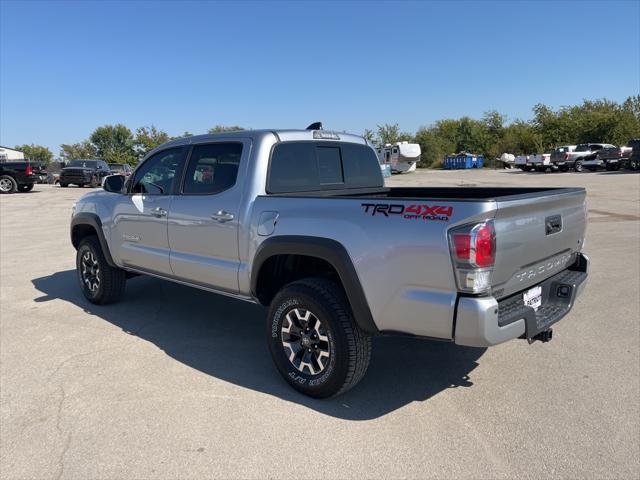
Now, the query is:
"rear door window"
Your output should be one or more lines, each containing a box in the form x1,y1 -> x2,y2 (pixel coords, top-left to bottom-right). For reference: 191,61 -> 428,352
182,143 -> 243,195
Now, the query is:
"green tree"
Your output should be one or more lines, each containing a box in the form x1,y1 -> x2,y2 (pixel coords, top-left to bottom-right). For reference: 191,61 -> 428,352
14,144 -> 53,164
60,141 -> 98,161
432,119 -> 460,154
456,117 -> 489,154
414,127 -> 446,168
482,110 -> 506,160
376,123 -> 413,145
208,125 -> 244,133
134,125 -> 170,158
499,120 -> 542,154
531,97 -> 640,149
89,124 -> 136,165
363,128 -> 375,142
170,131 -> 194,140
376,123 -> 400,144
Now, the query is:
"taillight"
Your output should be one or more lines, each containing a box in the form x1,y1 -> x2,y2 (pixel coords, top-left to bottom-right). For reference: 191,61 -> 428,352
564,153 -> 569,161
25,165 -> 33,175
474,223 -> 495,267
449,221 -> 496,293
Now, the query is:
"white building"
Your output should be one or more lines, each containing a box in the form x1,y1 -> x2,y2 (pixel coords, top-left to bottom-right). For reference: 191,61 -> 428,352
0,146 -> 25,162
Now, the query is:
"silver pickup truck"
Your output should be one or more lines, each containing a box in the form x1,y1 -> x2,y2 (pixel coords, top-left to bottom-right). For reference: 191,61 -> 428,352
70,126 -> 589,398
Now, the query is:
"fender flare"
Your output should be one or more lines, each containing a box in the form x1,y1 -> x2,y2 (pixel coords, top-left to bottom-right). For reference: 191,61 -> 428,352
251,235 -> 379,336
70,213 -> 117,267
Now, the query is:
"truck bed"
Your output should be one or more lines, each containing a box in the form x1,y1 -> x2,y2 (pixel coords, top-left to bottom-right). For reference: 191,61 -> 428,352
360,186 -> 581,200
271,186 -> 583,201
258,185 -> 587,311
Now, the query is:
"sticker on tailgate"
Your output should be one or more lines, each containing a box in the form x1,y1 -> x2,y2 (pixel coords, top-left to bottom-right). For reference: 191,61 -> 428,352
524,286 -> 542,311
361,203 -> 453,221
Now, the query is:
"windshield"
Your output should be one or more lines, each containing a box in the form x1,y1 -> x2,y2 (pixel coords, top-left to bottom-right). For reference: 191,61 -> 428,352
109,164 -> 124,170
68,160 -> 98,168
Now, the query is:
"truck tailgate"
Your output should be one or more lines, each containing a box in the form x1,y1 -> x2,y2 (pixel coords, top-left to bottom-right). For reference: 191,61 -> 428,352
491,188 -> 587,298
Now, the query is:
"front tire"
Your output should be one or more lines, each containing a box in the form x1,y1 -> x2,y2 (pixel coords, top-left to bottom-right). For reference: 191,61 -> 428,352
267,278 -> 371,398
18,183 -> 34,192
76,236 -> 126,304
0,175 -> 18,194
574,160 -> 583,172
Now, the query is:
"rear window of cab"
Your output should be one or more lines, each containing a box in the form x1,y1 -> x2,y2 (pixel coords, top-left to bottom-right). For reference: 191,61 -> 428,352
267,141 -> 383,193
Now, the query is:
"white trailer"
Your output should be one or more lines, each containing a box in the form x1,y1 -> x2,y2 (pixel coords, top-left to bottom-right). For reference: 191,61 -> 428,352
376,142 -> 421,173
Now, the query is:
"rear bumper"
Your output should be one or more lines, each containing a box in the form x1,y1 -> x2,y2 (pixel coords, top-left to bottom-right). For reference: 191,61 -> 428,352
22,174 -> 38,184
60,174 -> 92,183
454,253 -> 589,347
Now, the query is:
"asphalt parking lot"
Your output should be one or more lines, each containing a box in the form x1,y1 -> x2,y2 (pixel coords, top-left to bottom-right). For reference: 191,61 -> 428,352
1,169 -> 639,479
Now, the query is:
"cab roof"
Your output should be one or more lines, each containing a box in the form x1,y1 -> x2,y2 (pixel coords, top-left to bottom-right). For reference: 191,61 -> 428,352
162,129 -> 368,149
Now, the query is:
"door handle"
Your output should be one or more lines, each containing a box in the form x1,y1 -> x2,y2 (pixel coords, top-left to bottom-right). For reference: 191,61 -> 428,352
151,207 -> 167,217
210,210 -> 234,223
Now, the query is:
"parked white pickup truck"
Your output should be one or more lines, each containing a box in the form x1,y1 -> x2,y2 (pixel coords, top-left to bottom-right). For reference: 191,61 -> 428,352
531,153 -> 552,172
514,155 -> 533,171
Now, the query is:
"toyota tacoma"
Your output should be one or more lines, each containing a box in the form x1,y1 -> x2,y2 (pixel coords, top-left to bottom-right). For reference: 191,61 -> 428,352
70,125 -> 589,397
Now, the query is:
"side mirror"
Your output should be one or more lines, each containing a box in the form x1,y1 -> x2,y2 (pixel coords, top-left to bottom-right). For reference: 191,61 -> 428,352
103,174 -> 125,193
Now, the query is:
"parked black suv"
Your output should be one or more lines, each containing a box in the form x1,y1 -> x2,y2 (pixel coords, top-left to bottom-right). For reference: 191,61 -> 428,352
59,159 -> 111,188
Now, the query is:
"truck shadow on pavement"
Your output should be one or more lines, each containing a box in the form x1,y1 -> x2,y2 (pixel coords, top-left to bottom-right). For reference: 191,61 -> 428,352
32,270 -> 486,420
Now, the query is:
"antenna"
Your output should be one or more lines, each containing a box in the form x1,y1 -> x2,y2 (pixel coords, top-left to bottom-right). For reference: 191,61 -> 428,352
306,122 -> 323,130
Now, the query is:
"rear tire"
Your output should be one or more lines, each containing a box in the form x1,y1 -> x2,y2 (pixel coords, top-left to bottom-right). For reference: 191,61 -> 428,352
0,175 -> 18,194
574,160 -> 583,172
18,183 -> 34,192
60,183 -> 68,187
267,278 -> 372,398
76,236 -> 126,305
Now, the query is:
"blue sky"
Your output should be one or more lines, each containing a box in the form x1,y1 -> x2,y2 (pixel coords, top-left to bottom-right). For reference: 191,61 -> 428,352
1,0 -> 638,155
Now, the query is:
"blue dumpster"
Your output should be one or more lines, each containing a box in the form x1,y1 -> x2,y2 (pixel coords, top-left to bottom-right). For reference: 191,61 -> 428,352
443,154 -> 484,169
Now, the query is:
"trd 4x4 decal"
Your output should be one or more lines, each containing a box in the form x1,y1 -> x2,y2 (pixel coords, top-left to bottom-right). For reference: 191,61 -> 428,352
361,203 -> 453,221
